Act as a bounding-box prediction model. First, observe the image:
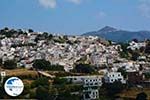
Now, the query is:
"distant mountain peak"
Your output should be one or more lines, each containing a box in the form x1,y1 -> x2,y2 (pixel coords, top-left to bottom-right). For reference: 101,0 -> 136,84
98,26 -> 117,33
82,26 -> 150,42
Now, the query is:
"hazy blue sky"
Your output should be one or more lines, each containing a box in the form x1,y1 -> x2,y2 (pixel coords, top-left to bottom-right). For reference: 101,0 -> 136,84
0,0 -> 150,35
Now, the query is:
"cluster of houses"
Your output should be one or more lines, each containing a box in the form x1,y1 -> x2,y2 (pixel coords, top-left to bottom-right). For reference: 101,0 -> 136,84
0,28 -> 121,72
1,28 -> 150,99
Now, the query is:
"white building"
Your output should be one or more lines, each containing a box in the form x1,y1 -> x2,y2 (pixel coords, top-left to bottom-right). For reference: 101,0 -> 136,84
83,88 -> 99,100
83,76 -> 102,87
64,65 -> 73,72
103,72 -> 126,84
65,75 -> 102,87
127,41 -> 146,50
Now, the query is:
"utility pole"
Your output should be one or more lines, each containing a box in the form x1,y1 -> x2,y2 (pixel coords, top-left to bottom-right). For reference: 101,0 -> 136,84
0,69 -> 6,85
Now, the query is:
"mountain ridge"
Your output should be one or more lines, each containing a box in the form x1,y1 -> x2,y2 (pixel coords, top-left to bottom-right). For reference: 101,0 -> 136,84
82,26 -> 150,42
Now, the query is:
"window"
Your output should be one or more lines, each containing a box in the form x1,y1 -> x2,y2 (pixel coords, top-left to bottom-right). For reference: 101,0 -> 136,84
111,79 -> 113,82
90,83 -> 93,85
93,92 -> 95,96
118,78 -> 122,81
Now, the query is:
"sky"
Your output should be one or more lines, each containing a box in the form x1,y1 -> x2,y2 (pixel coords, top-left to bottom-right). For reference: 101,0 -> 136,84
0,0 -> 150,35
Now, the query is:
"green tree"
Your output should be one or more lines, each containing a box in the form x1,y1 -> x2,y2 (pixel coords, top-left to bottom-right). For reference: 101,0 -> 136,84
119,43 -> 129,58
103,81 -> 125,96
145,41 -> 150,54
48,64 -> 64,71
117,67 -> 127,78
53,77 -> 68,85
28,29 -> 34,33
3,60 -> 17,69
132,38 -> 139,43
31,77 -> 49,88
43,32 -> 49,38
0,85 -> 5,98
120,43 -> 129,52
30,77 -> 51,99
33,59 -> 64,71
74,64 -> 96,74
4,27 -> 9,31
0,59 -> 2,66
136,92 -> 148,100
131,51 -> 140,61
56,92 -> 80,100
33,59 -> 50,70
36,86 -> 50,100
48,34 -> 53,40
53,36 -> 66,43
18,29 -> 24,35
144,73 -> 150,79
108,40 -> 112,45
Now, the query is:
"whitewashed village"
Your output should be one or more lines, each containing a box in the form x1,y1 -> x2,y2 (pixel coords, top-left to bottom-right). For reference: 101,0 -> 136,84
0,27 -> 150,100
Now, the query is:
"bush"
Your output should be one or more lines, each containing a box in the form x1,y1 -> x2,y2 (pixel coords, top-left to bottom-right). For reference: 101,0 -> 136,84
31,77 -> 49,88
0,85 -> 5,99
131,51 -> 140,61
53,77 -> 68,85
47,64 -> 64,71
102,81 -> 125,96
33,59 -> 50,70
145,41 -> 150,54
3,60 -> 17,69
136,92 -> 148,100
74,64 -> 96,74
36,86 -> 50,100
28,29 -> 33,33
33,59 -> 64,71
144,73 -> 150,79
119,43 -> 129,58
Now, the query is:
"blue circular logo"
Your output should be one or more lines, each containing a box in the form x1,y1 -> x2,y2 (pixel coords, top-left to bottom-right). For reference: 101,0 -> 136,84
4,77 -> 24,97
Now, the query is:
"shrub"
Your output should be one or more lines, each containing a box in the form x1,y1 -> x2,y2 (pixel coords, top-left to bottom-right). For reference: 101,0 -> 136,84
3,60 -> 17,69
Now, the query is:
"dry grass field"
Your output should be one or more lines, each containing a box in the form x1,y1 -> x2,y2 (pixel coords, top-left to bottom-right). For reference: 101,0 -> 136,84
1,68 -> 39,79
118,87 -> 150,99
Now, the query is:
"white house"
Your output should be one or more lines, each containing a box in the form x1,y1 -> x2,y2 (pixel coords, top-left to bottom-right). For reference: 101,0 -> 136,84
83,88 -> 99,100
83,76 -> 102,87
64,64 -> 73,72
65,75 -> 102,87
127,41 -> 146,50
103,72 -> 126,84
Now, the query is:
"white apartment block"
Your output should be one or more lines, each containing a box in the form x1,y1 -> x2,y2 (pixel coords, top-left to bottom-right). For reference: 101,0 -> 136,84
83,76 -> 102,87
65,75 -> 102,87
103,72 -> 126,84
